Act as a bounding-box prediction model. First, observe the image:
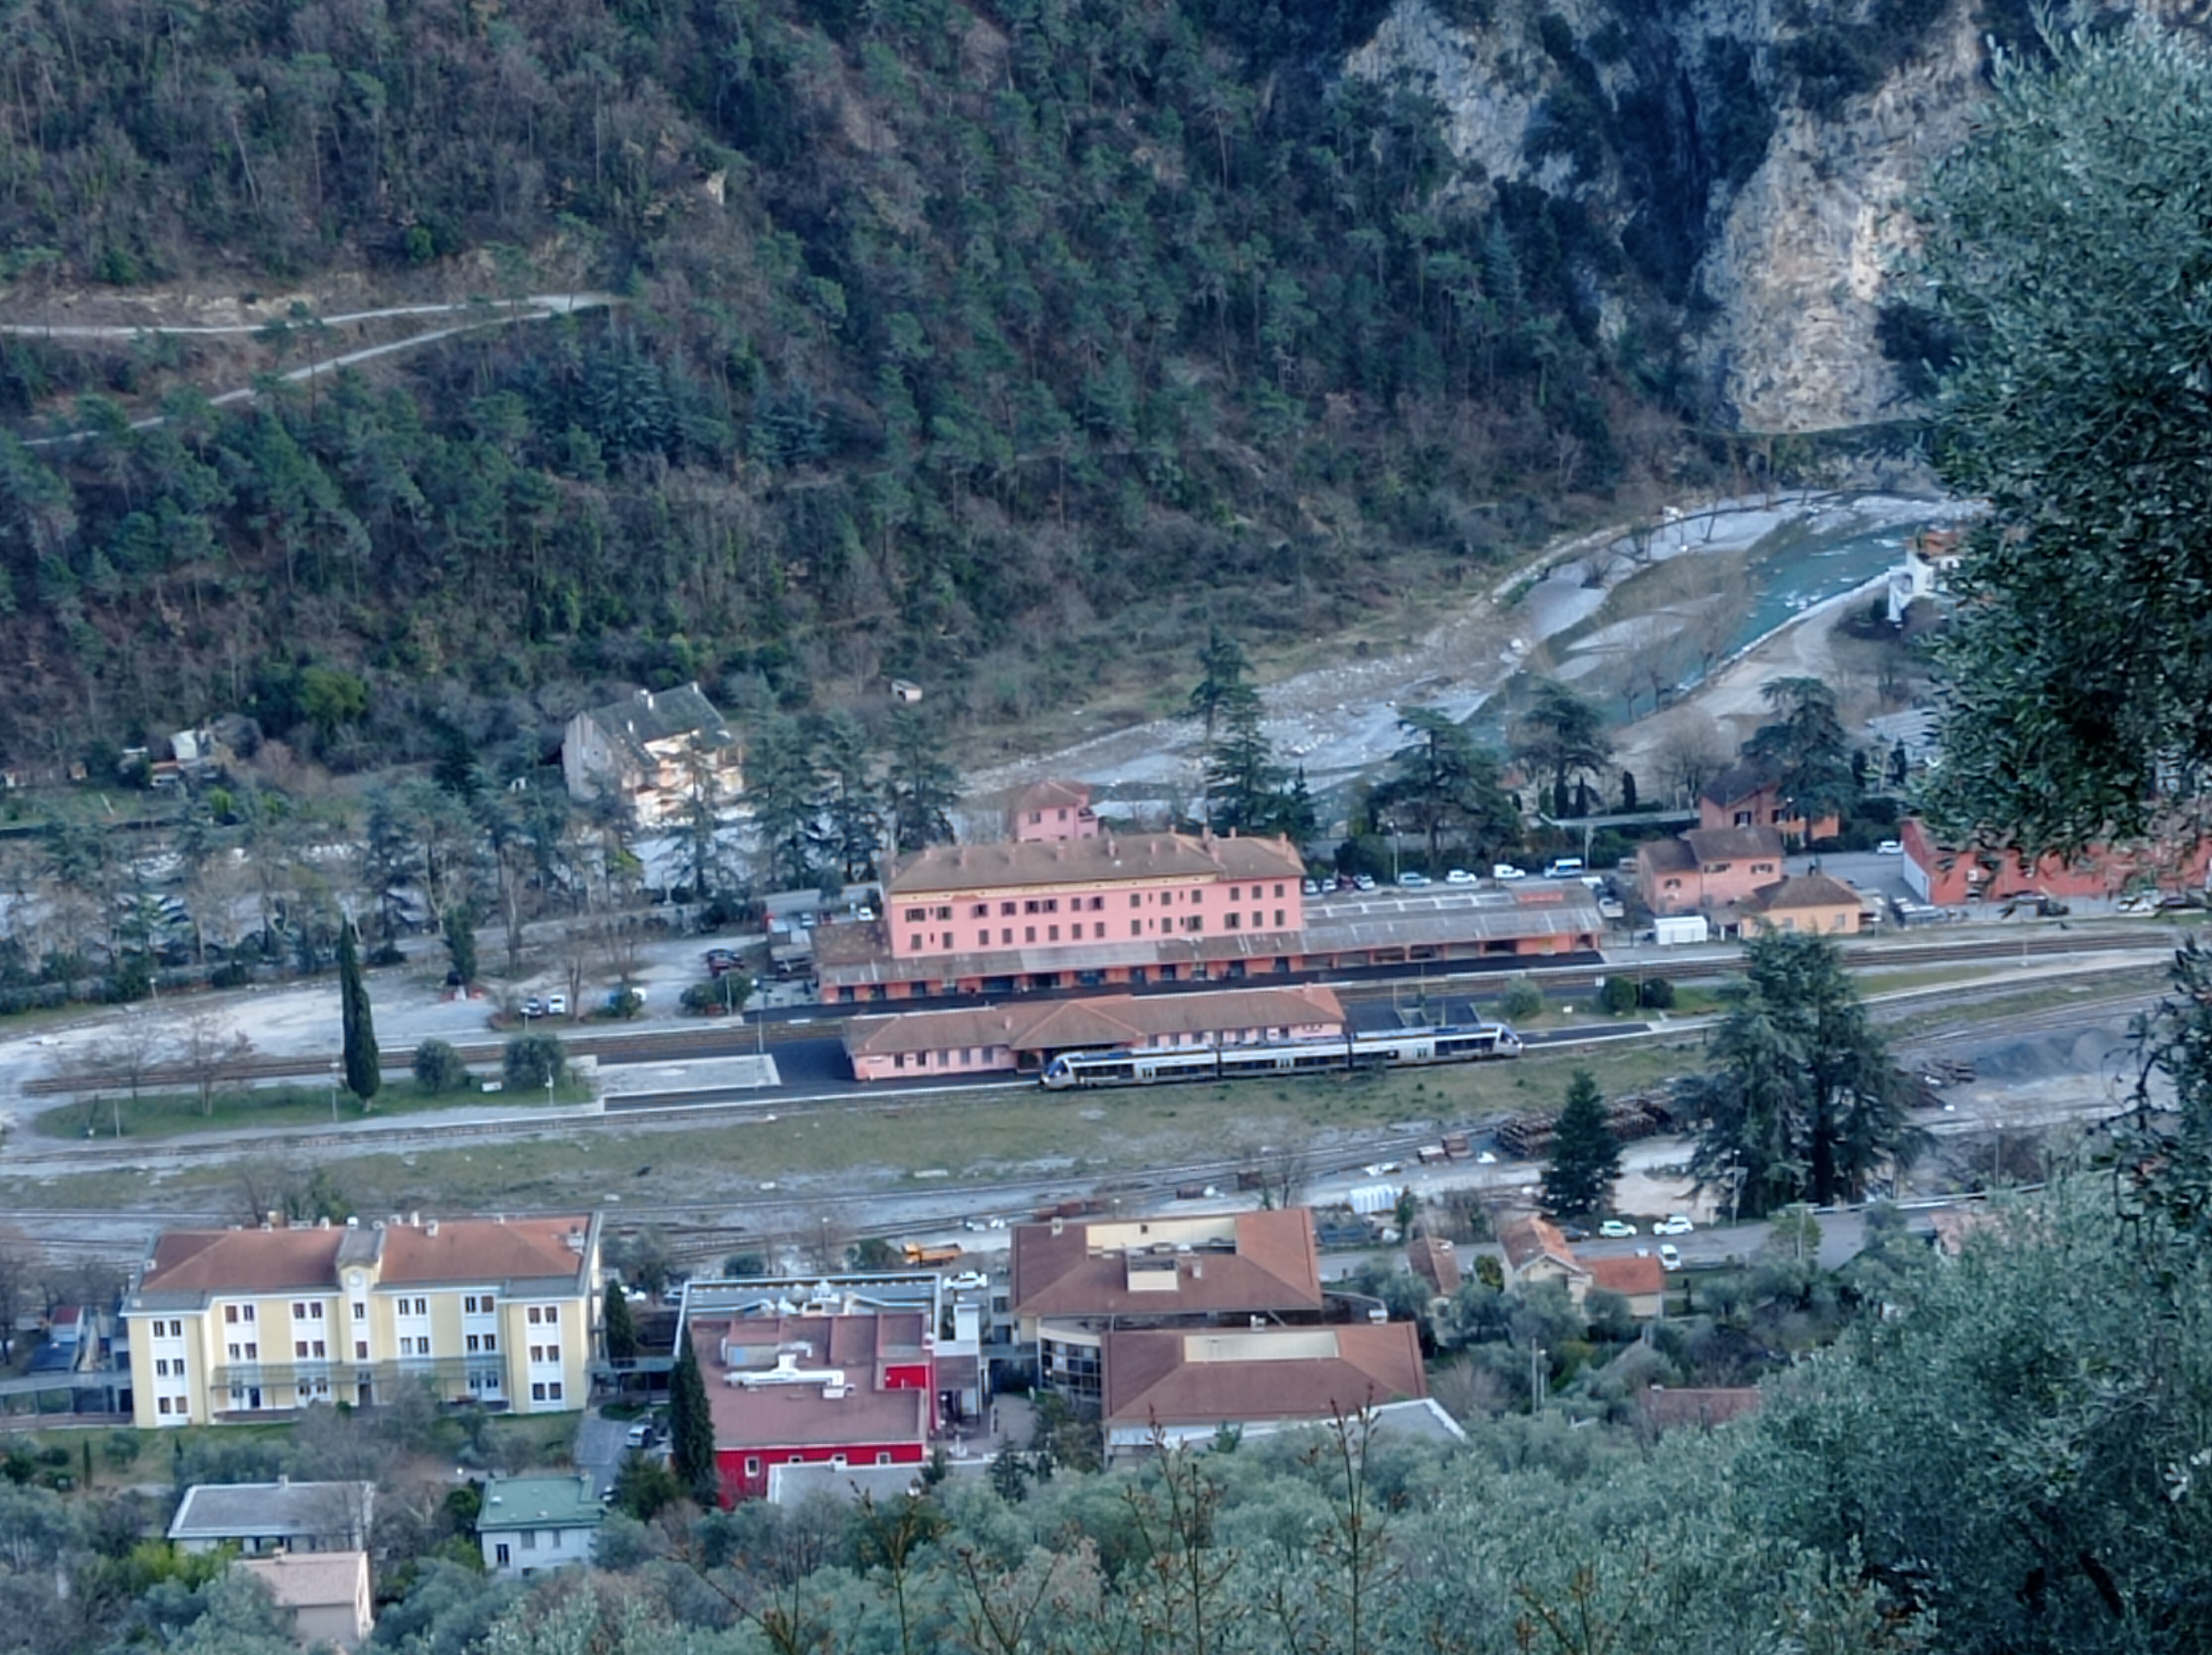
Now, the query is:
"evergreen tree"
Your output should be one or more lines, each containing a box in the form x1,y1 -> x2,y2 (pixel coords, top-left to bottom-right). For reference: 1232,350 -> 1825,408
1510,680 -> 1612,821
1689,930 -> 1924,1216
989,1447 -> 1029,1503
1371,706 -> 1520,872
603,1279 -> 638,1364
1202,696 -> 1287,835
747,716 -> 826,891
1542,1070 -> 1621,1218
444,905 -> 478,990
814,710 -> 884,883
337,920 -> 380,1110
1743,677 -> 1855,834
885,710 -> 958,855
669,1337 -> 718,1502
1187,626 -> 1258,743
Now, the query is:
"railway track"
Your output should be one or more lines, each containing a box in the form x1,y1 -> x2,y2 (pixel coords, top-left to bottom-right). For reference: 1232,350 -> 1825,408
20,929 -> 2170,1100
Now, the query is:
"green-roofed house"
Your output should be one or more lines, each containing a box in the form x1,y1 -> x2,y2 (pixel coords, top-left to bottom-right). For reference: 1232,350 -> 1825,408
477,1472 -> 604,1577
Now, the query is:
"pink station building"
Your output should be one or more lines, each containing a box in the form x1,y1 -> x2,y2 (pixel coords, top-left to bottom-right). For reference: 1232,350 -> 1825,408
817,828 -> 1308,1002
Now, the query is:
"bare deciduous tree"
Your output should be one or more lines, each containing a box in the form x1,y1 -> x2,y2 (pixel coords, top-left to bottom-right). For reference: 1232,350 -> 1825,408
179,1013 -> 255,1115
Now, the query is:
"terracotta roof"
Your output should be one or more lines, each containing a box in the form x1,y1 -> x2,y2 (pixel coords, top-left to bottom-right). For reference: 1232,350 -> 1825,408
1639,1386 -> 1762,1432
1012,779 -> 1093,813
844,985 -> 1344,1060
373,1217 -> 598,1287
139,1229 -> 345,1296
236,1549 -> 369,1611
135,1215 -> 596,1303
1585,1255 -> 1664,1298
1011,1210 -> 1323,1320
1101,1323 -> 1426,1430
1743,871 -> 1861,913
694,1312 -> 933,1452
1682,825 -> 1786,864
1699,760 -> 1779,809
1496,1213 -> 1582,1277
1405,1236 -> 1462,1295
1637,838 -> 1698,876
888,831 -> 1303,897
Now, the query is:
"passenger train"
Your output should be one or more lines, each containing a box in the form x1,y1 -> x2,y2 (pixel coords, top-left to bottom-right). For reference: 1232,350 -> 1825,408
1038,1022 -> 1524,1089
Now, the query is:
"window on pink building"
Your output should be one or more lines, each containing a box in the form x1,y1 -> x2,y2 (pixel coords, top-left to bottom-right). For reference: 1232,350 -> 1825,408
1025,927 -> 1036,943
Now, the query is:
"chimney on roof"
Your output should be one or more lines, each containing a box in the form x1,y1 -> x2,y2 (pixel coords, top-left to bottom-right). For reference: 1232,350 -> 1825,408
262,1211 -> 277,1230
408,1211 -> 421,1228
425,1219 -> 439,1238
346,1216 -> 358,1229
1050,1217 -> 1064,1237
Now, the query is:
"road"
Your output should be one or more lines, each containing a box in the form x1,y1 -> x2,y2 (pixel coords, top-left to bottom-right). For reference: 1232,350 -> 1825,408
7,293 -> 622,446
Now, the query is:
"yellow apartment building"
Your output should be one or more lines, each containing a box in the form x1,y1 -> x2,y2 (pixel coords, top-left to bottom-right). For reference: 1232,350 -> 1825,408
122,1212 -> 601,1428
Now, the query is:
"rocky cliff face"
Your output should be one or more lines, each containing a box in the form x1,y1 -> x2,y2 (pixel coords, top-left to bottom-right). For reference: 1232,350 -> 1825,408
1343,0 -> 2031,432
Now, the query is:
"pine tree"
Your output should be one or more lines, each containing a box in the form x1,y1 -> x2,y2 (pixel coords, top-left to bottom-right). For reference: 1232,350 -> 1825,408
670,1336 -> 718,1502
1543,1069 -> 1621,1219
337,920 -> 380,1110
603,1280 -> 638,1364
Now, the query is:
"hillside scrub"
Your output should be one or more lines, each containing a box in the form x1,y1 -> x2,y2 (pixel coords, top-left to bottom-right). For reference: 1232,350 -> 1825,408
0,0 -> 1794,772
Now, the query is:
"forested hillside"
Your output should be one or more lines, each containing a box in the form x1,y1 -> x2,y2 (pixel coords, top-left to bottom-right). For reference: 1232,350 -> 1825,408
0,0 -> 2023,773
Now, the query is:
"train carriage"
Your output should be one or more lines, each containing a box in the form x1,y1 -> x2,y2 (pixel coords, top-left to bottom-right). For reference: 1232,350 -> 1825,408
1039,1023 -> 1521,1089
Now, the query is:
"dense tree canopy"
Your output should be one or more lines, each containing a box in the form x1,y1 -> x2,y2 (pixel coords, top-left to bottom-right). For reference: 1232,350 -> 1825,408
1917,27 -> 2212,853
1689,929 -> 1922,1216
0,0 -> 1793,772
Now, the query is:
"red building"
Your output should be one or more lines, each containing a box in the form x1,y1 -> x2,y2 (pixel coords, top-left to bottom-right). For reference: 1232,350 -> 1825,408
1900,816 -> 2212,907
688,1310 -> 935,1503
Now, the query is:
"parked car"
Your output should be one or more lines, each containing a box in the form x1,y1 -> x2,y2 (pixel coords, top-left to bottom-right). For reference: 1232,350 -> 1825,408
1558,1224 -> 1592,1242
1446,868 -> 1477,884
1655,1215 -> 1694,1236
1876,839 -> 1903,855
1397,871 -> 1431,888
545,992 -> 568,1016
1302,878 -> 1321,896
1598,1219 -> 1637,1238
1492,863 -> 1527,881
1658,1243 -> 1683,1272
1353,874 -> 1378,891
1543,857 -> 1586,879
522,997 -> 546,1018
945,1270 -> 988,1291
625,1422 -> 651,1448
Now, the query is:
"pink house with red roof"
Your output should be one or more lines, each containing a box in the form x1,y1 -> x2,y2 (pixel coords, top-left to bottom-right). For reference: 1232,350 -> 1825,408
1009,779 -> 1100,842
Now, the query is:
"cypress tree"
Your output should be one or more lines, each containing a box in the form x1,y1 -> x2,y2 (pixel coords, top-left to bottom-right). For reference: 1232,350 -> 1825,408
604,1279 -> 638,1363
338,920 -> 380,1109
670,1337 -> 718,1502
1543,1069 -> 1622,1219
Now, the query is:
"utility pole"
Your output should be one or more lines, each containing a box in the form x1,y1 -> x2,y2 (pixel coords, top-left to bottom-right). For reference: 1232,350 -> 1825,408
1529,1341 -> 1546,1414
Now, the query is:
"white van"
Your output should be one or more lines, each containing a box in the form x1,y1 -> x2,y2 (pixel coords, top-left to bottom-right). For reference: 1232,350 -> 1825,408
1543,857 -> 1585,879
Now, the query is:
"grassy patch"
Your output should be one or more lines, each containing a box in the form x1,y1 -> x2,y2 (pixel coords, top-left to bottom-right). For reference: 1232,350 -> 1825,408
35,1078 -> 596,1141
20,1039 -> 1708,1224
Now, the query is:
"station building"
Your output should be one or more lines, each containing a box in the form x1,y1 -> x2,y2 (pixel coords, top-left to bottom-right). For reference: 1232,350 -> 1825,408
817,831 -> 1603,1003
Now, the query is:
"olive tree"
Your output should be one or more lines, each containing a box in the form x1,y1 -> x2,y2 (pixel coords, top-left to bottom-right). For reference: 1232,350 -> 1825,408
1914,26 -> 2212,854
